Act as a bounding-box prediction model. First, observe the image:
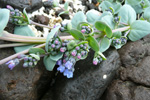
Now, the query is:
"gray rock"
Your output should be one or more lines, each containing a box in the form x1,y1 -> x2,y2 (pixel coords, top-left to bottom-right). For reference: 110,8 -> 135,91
0,0 -> 42,12
0,46 -> 54,100
104,80 -> 150,100
120,56 -> 150,87
42,49 -> 121,100
118,35 -> 150,67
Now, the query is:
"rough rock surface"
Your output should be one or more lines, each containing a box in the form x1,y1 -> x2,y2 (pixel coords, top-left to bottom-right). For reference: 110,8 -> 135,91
0,0 -> 42,12
103,80 -> 150,100
102,35 -> 150,100
0,44 -> 54,100
42,49 -> 121,100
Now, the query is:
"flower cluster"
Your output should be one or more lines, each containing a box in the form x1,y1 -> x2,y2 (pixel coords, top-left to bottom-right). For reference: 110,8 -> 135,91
93,55 -> 103,65
48,36 -> 62,55
57,42 -> 89,78
23,55 -> 39,67
81,26 -> 92,34
6,5 -> 23,25
60,40 -> 70,53
112,36 -> 127,47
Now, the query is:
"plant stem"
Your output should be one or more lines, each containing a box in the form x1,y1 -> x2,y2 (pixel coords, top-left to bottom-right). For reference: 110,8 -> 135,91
0,36 -> 46,43
2,31 -> 46,40
0,43 -> 46,65
119,22 -> 128,26
124,29 -> 130,37
0,26 -> 130,65
0,43 -> 32,48
30,20 -> 53,29
112,26 -> 130,33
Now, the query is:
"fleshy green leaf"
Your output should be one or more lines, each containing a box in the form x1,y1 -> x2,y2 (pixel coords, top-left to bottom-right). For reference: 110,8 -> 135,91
99,1 -> 121,14
14,25 -> 35,53
95,21 -> 112,38
67,40 -> 77,50
129,20 -> 150,41
118,5 -> 136,25
58,11 -> 69,16
71,11 -> 87,29
97,51 -> 107,60
87,36 -> 99,52
143,7 -> 150,22
101,15 -> 115,29
64,2 -> 69,10
45,25 -> 61,52
29,48 -> 45,55
44,56 -> 56,71
50,52 -> 63,61
112,31 -> 122,38
100,37 -> 111,52
29,54 -> 40,60
86,9 -> 100,24
23,8 -> 30,24
125,0 -> 142,5
69,29 -> 85,40
0,9 -> 10,36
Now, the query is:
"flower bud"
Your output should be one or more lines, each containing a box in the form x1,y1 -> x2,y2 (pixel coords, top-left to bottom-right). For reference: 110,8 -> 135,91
75,46 -> 80,50
23,62 -> 28,67
81,29 -> 86,33
77,53 -> 81,59
60,47 -> 66,52
10,11 -> 15,16
93,58 -> 98,65
71,50 -> 77,56
51,44 -> 55,48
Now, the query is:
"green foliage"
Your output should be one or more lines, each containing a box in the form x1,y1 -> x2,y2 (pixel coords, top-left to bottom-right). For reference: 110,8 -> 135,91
29,48 -> 45,55
64,2 -> 69,10
129,20 -> 150,41
99,1 -> 121,14
69,29 -> 85,40
23,8 -> 30,25
50,52 -> 63,61
86,10 -> 100,24
95,21 -> 112,38
125,0 -> 141,5
143,7 -> 150,22
71,11 -> 87,29
87,36 -> 99,52
118,5 -> 136,25
0,9 -> 10,36
43,56 -> 56,71
67,40 -> 77,50
45,26 -> 61,52
100,37 -> 111,52
14,25 -> 35,53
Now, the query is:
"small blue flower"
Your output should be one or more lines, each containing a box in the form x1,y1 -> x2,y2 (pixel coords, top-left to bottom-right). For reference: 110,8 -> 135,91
56,60 -> 62,65
63,69 -> 73,78
8,63 -> 15,70
57,65 -> 65,73
65,61 -> 73,69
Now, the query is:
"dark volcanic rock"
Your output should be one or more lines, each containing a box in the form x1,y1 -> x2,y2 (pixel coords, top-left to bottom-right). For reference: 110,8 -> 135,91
0,46 -> 54,100
55,9 -> 70,19
104,80 -> 150,100
0,0 -> 42,12
118,35 -> 150,67
101,35 -> 150,100
42,49 -> 121,100
35,15 -> 50,25
120,56 -> 150,87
